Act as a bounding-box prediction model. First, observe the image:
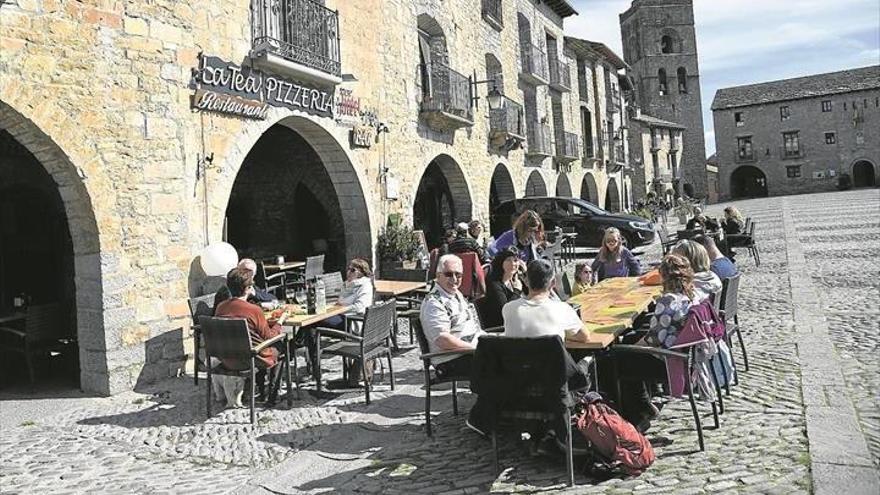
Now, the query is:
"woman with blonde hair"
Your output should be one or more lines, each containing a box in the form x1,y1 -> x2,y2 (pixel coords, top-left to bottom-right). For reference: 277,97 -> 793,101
671,240 -> 721,303
722,206 -> 745,235
590,227 -> 641,281
490,210 -> 545,263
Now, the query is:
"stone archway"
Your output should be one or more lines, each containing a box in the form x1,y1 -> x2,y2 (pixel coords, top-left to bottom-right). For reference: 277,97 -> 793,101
525,170 -> 547,197
0,100 -> 104,393
605,178 -> 621,212
730,165 -> 768,199
414,154 -> 473,248
490,163 -> 515,210
216,114 -> 373,269
852,160 -> 876,187
580,173 -> 598,204
556,173 -> 572,197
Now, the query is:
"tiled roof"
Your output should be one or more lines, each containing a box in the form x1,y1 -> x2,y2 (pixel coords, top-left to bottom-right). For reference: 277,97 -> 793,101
545,0 -> 578,18
564,37 -> 627,69
632,113 -> 686,129
712,65 -> 880,110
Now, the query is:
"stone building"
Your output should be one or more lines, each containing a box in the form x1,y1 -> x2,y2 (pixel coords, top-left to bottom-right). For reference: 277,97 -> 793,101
563,37 -> 633,212
619,0 -> 707,198
627,110 -> 684,204
712,65 -> 880,199
0,0 -> 638,395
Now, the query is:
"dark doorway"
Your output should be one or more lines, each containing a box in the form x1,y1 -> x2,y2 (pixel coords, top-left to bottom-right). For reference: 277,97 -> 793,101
226,125 -> 346,271
414,162 -> 455,248
605,179 -> 621,212
525,170 -> 547,197
556,174 -> 572,197
730,165 -> 768,198
489,164 -> 515,233
852,161 -> 876,187
0,130 -> 78,389
581,173 -> 598,205
683,183 -> 695,198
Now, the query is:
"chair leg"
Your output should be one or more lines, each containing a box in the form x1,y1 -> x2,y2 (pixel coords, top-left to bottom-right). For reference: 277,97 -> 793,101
206,364 -> 213,419
425,367 -> 433,437
194,329 -> 200,386
249,363 -> 256,425
709,358 -> 724,414
726,334 -> 740,387
285,341 -> 294,408
452,381 -> 459,415
719,352 -> 731,397
711,401 -> 719,429
735,325 -> 749,372
362,355 -> 371,405
387,350 -> 395,391
408,317 -> 415,345
315,336 -> 323,393
492,429 -> 500,475
565,410 -> 575,487
687,350 -> 705,451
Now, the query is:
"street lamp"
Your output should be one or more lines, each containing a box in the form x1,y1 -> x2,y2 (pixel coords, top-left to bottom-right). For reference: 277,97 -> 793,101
471,71 -> 505,110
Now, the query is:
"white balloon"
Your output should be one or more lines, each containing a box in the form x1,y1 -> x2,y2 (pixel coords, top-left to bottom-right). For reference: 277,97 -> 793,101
200,242 -> 239,277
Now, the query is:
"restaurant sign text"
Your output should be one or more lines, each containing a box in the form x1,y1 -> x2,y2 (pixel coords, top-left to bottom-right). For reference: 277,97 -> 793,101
190,54 -> 334,119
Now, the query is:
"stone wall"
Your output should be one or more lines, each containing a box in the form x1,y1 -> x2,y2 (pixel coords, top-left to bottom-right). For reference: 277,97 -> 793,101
713,88 -> 880,199
0,0 -> 622,394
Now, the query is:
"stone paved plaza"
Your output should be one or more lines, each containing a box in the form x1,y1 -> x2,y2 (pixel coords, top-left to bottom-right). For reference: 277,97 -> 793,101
1,189 -> 878,494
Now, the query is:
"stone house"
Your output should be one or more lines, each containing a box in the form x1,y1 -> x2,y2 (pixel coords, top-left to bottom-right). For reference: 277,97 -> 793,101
627,110 -> 684,204
712,65 -> 880,199
0,0 -> 641,395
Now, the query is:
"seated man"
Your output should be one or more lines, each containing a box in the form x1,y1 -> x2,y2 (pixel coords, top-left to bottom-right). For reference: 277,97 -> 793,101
695,235 -> 738,279
449,222 -> 490,263
419,254 -> 485,380
213,258 -> 279,310
214,267 -> 284,403
685,207 -> 719,231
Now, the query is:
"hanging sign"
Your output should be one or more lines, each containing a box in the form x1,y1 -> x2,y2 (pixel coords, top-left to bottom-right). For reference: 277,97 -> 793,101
190,54 -> 334,119
350,125 -> 375,148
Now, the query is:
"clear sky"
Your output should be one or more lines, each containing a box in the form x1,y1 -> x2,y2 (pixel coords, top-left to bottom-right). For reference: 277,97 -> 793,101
566,0 -> 880,156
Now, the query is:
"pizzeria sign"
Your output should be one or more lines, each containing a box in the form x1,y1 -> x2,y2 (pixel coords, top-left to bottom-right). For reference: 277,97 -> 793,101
190,54 -> 334,119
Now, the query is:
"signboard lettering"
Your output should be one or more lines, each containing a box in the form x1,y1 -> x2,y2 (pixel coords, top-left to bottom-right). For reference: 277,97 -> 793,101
350,125 -> 375,148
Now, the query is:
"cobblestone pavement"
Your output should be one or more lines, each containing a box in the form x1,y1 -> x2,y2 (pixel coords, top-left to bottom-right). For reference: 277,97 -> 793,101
3,190 -> 879,494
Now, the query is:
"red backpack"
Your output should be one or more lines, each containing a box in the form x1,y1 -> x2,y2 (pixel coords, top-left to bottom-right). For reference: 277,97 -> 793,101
573,397 -> 655,476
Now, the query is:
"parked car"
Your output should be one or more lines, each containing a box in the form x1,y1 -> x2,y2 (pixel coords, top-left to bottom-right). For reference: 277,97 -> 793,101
490,197 -> 656,249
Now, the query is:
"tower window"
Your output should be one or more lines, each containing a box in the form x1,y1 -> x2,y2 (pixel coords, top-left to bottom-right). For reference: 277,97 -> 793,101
821,100 -> 832,112
825,132 -> 836,144
660,35 -> 674,53
779,105 -> 790,121
658,68 -> 667,95
677,67 -> 687,93
734,112 -> 744,127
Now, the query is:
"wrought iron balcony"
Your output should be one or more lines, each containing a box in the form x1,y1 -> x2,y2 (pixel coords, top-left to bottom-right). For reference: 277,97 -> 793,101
519,43 -> 548,86
548,58 -> 571,92
489,97 -> 526,146
481,0 -> 503,30
251,0 -> 341,85
420,62 -> 474,131
555,131 -> 580,162
525,122 -> 552,157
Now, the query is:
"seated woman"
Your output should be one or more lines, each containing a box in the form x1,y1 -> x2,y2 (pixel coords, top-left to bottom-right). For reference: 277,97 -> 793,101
490,210 -> 545,264
481,247 -> 524,328
671,240 -> 721,303
591,227 -> 641,281
722,206 -> 745,235
569,262 -> 594,297
685,207 -> 720,232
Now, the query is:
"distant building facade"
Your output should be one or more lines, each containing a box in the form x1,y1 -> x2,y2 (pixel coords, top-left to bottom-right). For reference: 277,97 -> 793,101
628,111 -> 684,204
619,0 -> 708,198
712,66 -> 880,199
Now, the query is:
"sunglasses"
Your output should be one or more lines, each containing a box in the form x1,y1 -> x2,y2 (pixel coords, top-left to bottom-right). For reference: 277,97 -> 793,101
442,271 -> 463,279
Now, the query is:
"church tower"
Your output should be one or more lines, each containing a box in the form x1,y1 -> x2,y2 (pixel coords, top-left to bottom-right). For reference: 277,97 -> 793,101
620,0 -> 707,197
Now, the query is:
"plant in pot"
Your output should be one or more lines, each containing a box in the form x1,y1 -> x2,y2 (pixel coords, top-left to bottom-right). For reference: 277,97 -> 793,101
376,215 -> 422,276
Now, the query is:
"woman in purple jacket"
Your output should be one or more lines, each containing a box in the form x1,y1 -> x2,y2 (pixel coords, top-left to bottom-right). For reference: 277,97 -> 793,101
590,227 -> 641,281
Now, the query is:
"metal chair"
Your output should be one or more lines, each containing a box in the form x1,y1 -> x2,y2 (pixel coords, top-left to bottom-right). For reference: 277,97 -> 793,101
719,273 -> 747,378
413,317 -> 474,437
471,335 -> 578,487
0,303 -> 67,383
318,271 -> 344,301
187,293 -> 217,386
198,316 -> 293,424
658,225 -> 678,255
313,299 -> 396,404
255,261 -> 286,299
304,254 -> 325,280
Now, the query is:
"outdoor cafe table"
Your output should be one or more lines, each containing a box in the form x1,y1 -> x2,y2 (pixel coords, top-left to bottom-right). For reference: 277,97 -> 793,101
564,277 -> 662,351
373,279 -> 427,299
263,260 -> 305,272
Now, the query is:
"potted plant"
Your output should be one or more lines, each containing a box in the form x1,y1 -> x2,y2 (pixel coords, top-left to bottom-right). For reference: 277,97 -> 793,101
376,215 -> 422,276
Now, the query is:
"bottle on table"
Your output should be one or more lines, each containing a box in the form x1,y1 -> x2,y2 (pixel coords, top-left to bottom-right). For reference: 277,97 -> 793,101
315,277 -> 326,313
306,280 -> 317,315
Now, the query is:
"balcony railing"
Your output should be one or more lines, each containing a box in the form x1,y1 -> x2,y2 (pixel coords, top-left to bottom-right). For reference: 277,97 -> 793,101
251,0 -> 341,82
555,131 -> 580,161
420,62 -> 474,130
780,145 -> 805,160
519,43 -> 548,85
481,0 -> 503,30
525,122 -> 552,157
489,97 -> 526,142
548,58 -> 571,92
735,150 -> 756,163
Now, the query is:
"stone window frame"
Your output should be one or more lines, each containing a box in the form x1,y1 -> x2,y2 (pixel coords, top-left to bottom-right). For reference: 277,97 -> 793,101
779,105 -> 790,121
821,100 -> 832,112
734,111 -> 744,127
736,135 -> 754,160
824,132 -> 836,145
782,131 -> 800,156
786,165 -> 801,179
